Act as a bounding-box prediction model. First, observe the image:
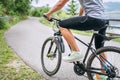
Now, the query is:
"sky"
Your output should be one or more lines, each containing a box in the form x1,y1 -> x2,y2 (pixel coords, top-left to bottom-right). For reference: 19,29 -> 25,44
31,0 -> 120,7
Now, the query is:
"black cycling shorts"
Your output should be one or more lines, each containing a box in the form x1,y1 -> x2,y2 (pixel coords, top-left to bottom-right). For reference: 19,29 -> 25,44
59,16 -> 106,31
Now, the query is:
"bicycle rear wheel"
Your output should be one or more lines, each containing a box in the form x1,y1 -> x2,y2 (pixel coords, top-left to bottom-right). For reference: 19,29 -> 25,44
41,37 -> 62,76
87,46 -> 120,80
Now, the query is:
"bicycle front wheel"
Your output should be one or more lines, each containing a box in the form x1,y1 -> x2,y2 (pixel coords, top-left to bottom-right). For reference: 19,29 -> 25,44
87,46 -> 120,80
41,37 -> 62,76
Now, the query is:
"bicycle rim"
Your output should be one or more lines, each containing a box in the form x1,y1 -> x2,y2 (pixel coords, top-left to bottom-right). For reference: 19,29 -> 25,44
87,46 -> 120,80
41,37 -> 62,76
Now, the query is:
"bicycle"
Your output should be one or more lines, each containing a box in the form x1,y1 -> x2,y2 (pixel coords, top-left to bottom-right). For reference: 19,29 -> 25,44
41,15 -> 120,80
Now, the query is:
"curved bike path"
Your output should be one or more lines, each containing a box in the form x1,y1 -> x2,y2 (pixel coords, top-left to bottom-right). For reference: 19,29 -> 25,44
4,17 -> 120,80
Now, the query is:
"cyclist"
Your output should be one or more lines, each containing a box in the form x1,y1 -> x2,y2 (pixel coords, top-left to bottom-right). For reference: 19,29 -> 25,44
44,0 -> 107,79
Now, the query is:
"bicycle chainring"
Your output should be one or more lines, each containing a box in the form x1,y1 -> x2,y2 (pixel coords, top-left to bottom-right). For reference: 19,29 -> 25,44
74,62 -> 85,76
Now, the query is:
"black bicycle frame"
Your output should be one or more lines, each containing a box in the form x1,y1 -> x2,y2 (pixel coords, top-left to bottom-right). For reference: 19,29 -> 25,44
50,18 -> 117,76
54,29 -> 112,69
73,31 -> 117,76
74,31 -> 99,64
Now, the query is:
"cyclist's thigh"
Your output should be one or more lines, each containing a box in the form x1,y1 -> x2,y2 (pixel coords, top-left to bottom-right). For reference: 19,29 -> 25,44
58,16 -> 105,30
58,16 -> 88,30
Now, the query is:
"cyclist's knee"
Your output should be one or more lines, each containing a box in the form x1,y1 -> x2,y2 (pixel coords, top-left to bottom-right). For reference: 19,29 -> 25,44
59,27 -> 67,32
58,21 -> 63,27
58,20 -> 67,28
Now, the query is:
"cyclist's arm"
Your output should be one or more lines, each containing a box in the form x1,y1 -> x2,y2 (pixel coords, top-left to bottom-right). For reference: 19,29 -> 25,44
78,7 -> 84,16
45,0 -> 69,19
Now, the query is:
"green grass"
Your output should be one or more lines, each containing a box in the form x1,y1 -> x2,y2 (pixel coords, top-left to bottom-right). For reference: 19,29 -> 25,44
71,30 -> 92,36
0,21 -> 44,80
113,38 -> 120,42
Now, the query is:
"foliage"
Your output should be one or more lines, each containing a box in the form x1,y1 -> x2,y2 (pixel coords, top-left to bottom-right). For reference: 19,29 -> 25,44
0,0 -> 30,16
67,0 -> 78,16
0,4 -> 5,16
14,0 -> 30,16
54,10 -> 72,19
0,0 -> 14,15
0,18 -> 7,29
0,16 -> 26,30
30,6 -> 50,17
39,9 -> 72,26
0,0 -> 30,30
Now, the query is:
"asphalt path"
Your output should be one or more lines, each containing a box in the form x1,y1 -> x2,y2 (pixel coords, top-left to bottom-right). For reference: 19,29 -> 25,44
4,17 -> 120,80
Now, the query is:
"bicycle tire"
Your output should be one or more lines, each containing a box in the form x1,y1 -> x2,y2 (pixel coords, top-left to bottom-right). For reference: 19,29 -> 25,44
41,37 -> 62,76
87,46 -> 120,80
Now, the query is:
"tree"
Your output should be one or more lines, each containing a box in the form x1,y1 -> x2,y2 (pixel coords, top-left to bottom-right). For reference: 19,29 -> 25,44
0,0 -> 30,16
0,3 -> 5,16
67,0 -> 78,16
14,0 -> 30,16
0,0 -> 31,29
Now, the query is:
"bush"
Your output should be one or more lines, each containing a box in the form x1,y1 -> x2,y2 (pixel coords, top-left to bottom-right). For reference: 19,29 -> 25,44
0,16 -> 23,30
54,10 -> 72,19
30,6 -> 50,17
0,18 -> 8,29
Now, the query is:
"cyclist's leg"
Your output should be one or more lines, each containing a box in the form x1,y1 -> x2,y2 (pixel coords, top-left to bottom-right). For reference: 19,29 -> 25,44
59,27 -> 79,52
94,27 -> 107,72
59,27 -> 84,62
58,16 -> 90,62
59,16 -> 106,52
58,16 -> 90,53
58,16 -> 90,52
94,27 -> 108,79
95,27 -> 107,49
59,16 -> 105,62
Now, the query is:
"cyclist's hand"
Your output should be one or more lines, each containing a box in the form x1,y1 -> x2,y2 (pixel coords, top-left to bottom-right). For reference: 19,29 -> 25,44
43,13 -> 51,21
